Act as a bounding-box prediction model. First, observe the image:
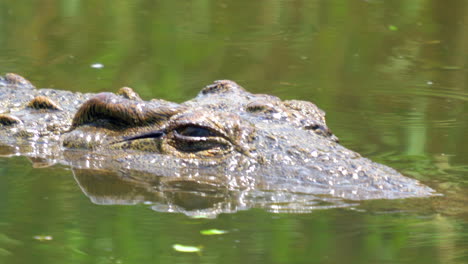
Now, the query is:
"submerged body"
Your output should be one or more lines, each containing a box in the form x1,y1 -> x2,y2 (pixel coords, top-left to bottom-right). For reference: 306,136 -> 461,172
0,73 -> 434,213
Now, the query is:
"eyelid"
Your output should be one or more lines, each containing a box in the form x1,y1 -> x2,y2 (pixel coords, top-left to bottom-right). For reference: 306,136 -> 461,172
169,124 -> 232,153
168,117 -> 229,139
174,125 -> 218,138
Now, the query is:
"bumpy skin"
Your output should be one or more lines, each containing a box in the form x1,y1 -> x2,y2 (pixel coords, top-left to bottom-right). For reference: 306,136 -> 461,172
0,73 -> 435,210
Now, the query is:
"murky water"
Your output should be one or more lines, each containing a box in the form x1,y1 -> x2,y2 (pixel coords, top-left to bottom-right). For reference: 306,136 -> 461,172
1,0 -> 468,263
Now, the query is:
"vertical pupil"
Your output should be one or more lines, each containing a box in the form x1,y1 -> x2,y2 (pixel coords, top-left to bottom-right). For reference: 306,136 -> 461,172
177,126 -> 214,137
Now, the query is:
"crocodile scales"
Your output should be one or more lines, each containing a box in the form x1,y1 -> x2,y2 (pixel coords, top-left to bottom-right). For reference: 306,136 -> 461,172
0,73 -> 435,215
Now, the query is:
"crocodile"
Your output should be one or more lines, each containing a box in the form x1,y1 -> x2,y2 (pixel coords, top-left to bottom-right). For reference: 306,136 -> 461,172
0,73 -> 435,215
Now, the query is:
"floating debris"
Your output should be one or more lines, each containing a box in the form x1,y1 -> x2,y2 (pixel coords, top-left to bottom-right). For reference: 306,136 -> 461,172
200,229 -> 228,235
172,244 -> 202,253
388,25 -> 398,31
91,63 -> 104,69
33,235 -> 53,242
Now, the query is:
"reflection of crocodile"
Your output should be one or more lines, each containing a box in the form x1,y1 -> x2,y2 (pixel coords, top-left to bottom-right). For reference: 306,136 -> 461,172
0,73 -> 435,215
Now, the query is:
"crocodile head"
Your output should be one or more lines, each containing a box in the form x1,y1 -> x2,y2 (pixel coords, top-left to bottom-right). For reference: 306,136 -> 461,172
63,80 -> 333,158
62,80 -> 435,200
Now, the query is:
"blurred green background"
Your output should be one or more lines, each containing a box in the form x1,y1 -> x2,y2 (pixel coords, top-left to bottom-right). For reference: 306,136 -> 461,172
1,0 -> 467,263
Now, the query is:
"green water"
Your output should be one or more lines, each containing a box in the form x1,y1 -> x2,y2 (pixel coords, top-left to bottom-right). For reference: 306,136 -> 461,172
1,0 -> 468,263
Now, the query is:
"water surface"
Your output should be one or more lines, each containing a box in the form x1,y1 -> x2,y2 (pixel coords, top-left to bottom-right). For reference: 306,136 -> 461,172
1,1 -> 467,263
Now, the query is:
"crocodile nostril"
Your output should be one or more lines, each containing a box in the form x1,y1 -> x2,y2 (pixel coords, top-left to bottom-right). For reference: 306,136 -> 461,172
304,124 -> 321,130
304,124 -> 339,142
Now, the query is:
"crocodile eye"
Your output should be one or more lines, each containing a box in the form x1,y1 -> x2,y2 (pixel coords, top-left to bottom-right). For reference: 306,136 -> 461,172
175,126 -> 216,138
170,125 -> 232,153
